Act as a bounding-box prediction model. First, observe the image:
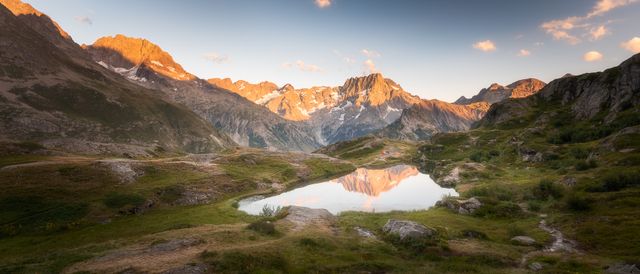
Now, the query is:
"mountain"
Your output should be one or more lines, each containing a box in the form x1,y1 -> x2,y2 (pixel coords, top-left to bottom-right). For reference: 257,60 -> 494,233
219,73 -> 422,144
208,78 -> 279,102
377,101 -> 489,140
455,78 -> 546,105
478,54 -> 640,130
86,35 -> 321,151
0,1 -> 234,155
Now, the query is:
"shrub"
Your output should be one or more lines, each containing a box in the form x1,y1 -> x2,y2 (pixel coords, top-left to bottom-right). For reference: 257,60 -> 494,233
566,194 -> 593,211
507,225 -> 526,238
247,219 -> 277,235
103,193 -> 145,209
574,159 -> 597,171
600,172 -> 640,192
527,201 -> 542,212
533,179 -> 564,200
460,229 -> 488,240
569,147 -> 589,159
259,204 -> 284,218
208,251 -> 288,273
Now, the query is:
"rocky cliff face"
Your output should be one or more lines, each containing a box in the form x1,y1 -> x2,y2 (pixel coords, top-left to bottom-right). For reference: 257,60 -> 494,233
86,34 -> 320,151
219,73 -> 422,144
455,78 -> 546,105
0,2 -> 234,155
377,100 -> 489,141
478,54 -> 640,128
208,78 -> 279,102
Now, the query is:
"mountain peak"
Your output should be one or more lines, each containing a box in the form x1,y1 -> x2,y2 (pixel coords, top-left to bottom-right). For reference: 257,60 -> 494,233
280,83 -> 295,91
456,78 -> 546,105
88,34 -> 194,81
0,0 -> 74,48
488,83 -> 504,91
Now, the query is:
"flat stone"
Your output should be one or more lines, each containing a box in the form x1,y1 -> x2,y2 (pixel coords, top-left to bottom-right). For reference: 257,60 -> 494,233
511,236 -> 536,246
382,219 -> 436,241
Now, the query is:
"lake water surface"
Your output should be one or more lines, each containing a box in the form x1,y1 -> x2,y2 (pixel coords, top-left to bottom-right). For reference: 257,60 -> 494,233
238,164 -> 458,215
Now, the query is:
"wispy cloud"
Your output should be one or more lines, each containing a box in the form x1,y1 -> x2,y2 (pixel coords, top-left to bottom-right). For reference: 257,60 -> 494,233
473,40 -> 496,52
361,49 -> 381,58
282,60 -> 323,72
74,15 -> 92,25
364,59 -> 377,74
583,51 -> 603,61
621,37 -> 640,53
203,53 -> 230,64
314,0 -> 331,8
588,25 -> 609,40
541,0 -> 637,44
517,49 -> 531,57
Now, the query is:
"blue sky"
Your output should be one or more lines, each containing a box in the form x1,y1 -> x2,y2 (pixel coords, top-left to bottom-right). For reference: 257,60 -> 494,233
26,0 -> 640,102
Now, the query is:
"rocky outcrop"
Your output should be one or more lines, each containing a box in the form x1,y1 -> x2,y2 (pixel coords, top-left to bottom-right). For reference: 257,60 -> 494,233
455,78 -> 546,105
436,197 -> 483,214
208,78 -> 279,102
382,219 -> 436,240
605,263 -> 640,274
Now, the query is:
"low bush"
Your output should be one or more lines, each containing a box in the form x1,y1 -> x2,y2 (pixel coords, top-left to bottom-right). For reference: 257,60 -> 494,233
532,179 -> 564,200
103,193 -> 145,209
587,172 -> 640,192
574,159 -> 597,171
246,219 -> 277,235
206,251 -> 288,273
566,194 -> 594,211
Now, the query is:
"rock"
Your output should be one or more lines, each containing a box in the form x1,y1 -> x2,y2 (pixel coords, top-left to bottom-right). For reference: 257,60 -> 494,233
354,226 -> 376,238
439,167 -> 461,186
520,148 -> 544,162
605,263 -> 640,274
284,206 -> 336,230
511,236 -> 536,246
436,197 -> 482,215
98,160 -> 143,184
561,176 -> 577,187
162,264 -> 208,274
528,262 -> 544,271
382,219 -> 436,241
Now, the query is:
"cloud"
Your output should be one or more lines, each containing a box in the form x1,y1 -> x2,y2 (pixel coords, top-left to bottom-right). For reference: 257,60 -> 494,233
517,49 -> 531,57
583,51 -> 603,61
282,60 -> 323,72
343,57 -> 356,64
314,0 -> 331,8
620,37 -> 640,53
364,59 -> 377,74
74,15 -> 92,25
587,0 -> 637,17
473,40 -> 496,52
361,49 -> 381,58
540,0 -> 637,44
534,42 -> 545,47
203,53 -> 230,64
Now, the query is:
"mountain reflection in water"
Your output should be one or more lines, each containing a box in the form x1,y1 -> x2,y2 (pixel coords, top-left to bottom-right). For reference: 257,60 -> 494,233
238,164 -> 458,215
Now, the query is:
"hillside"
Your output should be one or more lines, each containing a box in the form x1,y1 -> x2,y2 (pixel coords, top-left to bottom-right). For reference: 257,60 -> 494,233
0,2 -> 233,155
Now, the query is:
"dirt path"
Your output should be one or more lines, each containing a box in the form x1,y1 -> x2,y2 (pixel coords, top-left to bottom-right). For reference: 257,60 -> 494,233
519,216 -> 579,269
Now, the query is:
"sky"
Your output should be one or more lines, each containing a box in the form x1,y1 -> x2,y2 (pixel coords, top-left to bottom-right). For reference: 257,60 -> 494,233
25,0 -> 640,102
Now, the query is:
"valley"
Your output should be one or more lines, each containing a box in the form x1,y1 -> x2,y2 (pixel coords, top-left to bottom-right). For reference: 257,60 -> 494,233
0,0 -> 639,273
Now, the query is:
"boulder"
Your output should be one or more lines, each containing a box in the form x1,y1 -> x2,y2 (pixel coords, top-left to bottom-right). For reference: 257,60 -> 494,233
528,262 -> 544,271
354,226 -> 376,238
382,219 -> 436,241
511,236 -> 536,246
605,263 -> 640,274
436,197 -> 482,214
284,206 -> 336,230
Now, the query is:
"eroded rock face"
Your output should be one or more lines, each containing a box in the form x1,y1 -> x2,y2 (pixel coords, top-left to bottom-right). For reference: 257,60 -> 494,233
382,219 -> 436,241
455,78 -> 546,105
